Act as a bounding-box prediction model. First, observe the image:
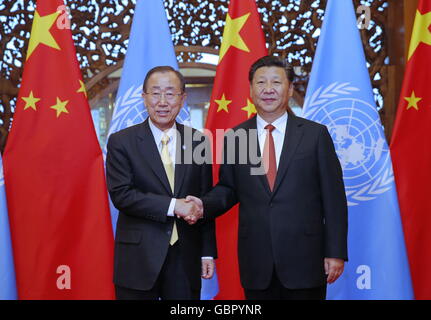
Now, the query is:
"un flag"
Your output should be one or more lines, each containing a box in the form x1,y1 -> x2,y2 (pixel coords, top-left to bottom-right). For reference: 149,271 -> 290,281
303,0 -> 413,299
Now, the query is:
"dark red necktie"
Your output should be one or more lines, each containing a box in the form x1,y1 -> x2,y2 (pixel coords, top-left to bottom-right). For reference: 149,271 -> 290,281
263,124 -> 276,191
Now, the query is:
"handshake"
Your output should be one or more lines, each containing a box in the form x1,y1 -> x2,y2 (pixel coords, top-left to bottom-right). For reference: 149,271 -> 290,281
174,196 -> 203,225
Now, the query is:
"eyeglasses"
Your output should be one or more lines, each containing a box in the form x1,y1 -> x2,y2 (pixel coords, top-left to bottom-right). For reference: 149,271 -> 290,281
145,92 -> 183,102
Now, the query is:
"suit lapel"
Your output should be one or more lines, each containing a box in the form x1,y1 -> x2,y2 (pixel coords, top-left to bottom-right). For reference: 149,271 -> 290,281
136,120 -> 173,195
246,117 -> 272,196
272,114 -> 304,197
173,123 -> 189,197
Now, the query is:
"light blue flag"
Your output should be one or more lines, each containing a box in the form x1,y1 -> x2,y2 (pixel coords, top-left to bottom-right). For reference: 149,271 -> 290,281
0,154 -> 17,300
303,0 -> 413,299
104,0 -> 218,299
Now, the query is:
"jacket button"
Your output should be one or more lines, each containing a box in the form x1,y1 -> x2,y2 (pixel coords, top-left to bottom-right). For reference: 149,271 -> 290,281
167,230 -> 171,236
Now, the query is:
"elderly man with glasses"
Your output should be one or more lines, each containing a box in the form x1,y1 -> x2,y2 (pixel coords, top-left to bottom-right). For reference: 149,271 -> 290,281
106,66 -> 217,300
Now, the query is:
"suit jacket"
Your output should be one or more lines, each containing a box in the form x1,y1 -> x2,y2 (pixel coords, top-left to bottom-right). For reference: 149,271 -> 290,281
106,119 -> 217,291
202,114 -> 347,290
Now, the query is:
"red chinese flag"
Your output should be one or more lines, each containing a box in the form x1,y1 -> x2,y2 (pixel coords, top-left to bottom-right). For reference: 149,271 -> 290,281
390,0 -> 431,300
3,0 -> 114,299
205,0 -> 267,299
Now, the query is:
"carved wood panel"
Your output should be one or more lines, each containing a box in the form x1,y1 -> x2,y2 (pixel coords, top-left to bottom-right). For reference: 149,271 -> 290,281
0,0 -> 389,152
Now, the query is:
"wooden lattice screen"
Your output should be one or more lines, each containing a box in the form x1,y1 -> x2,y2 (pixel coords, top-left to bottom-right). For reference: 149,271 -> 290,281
0,0 -> 390,151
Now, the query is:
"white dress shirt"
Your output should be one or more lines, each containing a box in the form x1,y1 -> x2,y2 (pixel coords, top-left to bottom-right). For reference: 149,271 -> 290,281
256,112 -> 288,168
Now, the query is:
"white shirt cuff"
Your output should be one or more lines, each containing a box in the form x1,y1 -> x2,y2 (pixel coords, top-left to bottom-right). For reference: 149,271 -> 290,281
201,257 -> 214,260
167,198 -> 176,216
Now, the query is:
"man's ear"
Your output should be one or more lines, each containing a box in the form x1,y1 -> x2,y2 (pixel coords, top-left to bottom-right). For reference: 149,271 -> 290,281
288,83 -> 294,97
181,92 -> 187,106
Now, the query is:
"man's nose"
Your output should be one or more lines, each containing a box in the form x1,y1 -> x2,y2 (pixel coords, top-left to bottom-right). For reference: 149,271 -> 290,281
263,83 -> 274,92
159,93 -> 168,103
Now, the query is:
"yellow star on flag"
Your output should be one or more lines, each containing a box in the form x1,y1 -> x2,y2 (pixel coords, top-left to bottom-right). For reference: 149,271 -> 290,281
22,91 -> 41,111
241,99 -> 257,118
405,91 -> 422,111
218,13 -> 251,63
215,94 -> 232,113
26,10 -> 61,60
77,80 -> 87,98
408,10 -> 431,60
50,97 -> 69,117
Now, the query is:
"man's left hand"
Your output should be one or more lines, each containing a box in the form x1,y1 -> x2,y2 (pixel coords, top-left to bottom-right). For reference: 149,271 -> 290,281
324,258 -> 344,284
201,258 -> 215,279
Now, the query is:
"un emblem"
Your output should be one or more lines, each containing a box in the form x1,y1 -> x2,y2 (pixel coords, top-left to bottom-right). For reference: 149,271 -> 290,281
108,85 -> 148,137
303,83 -> 394,206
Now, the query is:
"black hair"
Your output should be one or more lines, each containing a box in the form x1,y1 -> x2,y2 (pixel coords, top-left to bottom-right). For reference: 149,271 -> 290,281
248,55 -> 295,83
143,66 -> 186,93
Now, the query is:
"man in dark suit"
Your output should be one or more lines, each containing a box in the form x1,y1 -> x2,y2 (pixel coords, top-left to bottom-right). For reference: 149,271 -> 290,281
187,56 -> 348,300
106,66 -> 217,300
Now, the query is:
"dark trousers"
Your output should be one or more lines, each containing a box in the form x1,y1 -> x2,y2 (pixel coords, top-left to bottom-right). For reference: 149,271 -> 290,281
245,268 -> 327,300
115,243 -> 200,300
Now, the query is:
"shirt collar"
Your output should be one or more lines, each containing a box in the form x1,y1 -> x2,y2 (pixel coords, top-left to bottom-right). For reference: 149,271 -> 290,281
148,118 -> 177,146
256,112 -> 288,135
